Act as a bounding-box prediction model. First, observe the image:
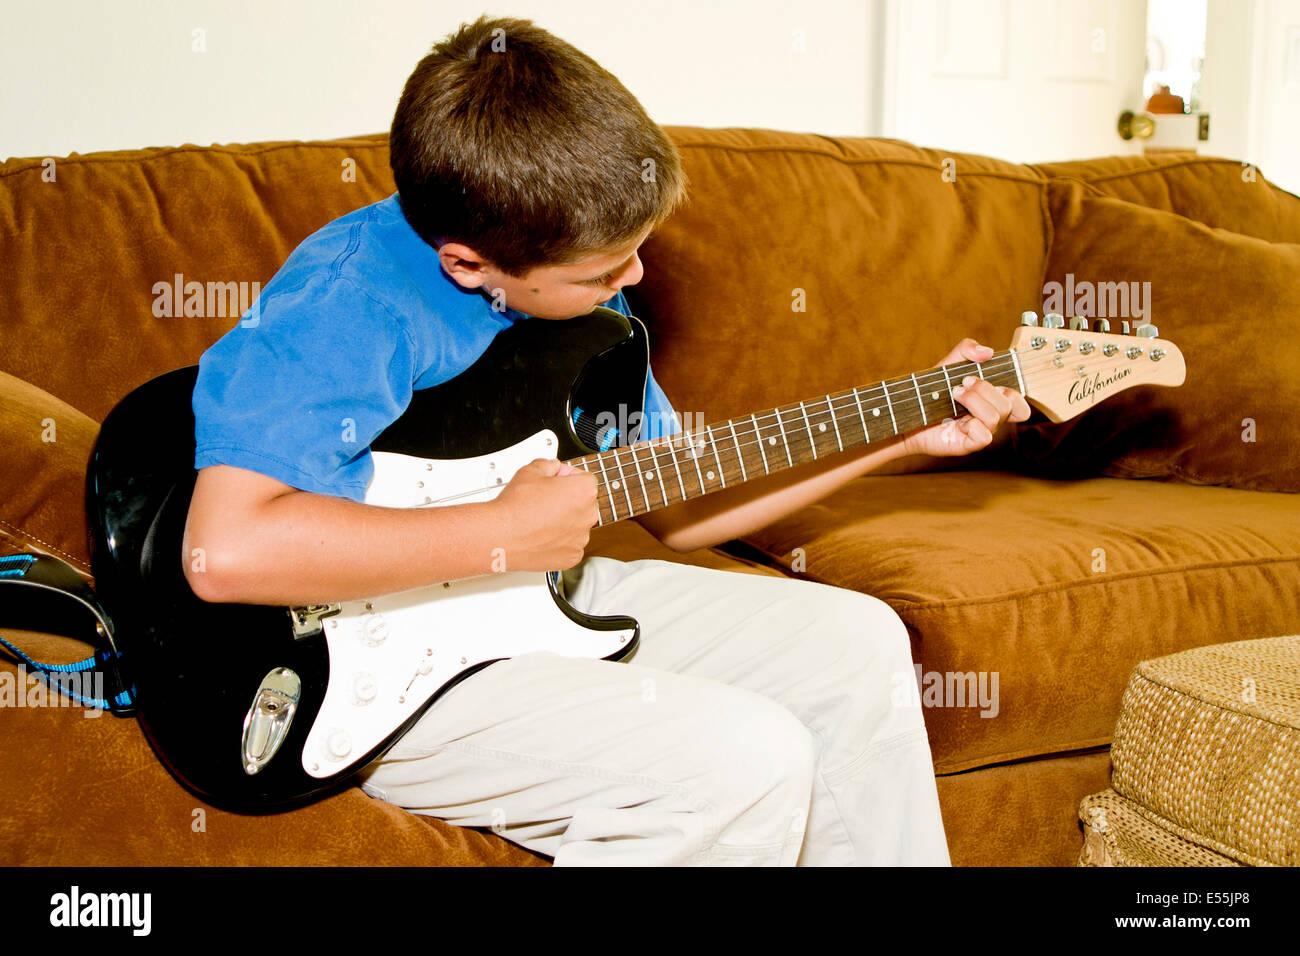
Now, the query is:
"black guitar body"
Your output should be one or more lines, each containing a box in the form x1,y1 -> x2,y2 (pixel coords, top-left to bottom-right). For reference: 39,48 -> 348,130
86,307 -> 649,811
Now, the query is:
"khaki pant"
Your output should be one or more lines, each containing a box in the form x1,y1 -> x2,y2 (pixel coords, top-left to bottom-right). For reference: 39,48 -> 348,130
357,557 -> 951,866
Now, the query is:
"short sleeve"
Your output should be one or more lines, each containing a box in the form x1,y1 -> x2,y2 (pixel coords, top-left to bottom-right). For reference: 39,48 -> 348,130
604,291 -> 681,441
193,274 -> 418,502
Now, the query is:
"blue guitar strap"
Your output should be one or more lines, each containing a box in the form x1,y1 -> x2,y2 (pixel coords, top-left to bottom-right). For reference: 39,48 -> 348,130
0,552 -> 135,714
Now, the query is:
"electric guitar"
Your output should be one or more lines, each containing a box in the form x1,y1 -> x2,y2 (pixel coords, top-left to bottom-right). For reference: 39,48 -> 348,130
85,307 -> 1185,811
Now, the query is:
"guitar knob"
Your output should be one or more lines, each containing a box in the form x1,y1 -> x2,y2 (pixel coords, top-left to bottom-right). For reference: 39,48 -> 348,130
352,673 -> 377,705
1020,311 -> 1039,327
1121,320 -> 1132,334
1043,312 -> 1064,329
1135,324 -> 1159,338
361,612 -> 388,646
1094,318 -> 1111,333
1068,316 -> 1089,331
326,729 -> 352,760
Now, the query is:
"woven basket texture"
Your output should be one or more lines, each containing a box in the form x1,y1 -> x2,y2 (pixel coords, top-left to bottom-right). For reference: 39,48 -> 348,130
1083,635 -> 1300,866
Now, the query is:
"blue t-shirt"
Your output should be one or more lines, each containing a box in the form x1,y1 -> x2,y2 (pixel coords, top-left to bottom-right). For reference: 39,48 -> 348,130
193,193 -> 679,502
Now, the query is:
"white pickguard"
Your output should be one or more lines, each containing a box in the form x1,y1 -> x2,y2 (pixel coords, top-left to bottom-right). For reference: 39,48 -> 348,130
300,430 -> 636,779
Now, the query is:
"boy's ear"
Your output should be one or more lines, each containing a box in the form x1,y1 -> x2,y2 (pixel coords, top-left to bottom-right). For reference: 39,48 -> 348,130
437,241 -> 493,289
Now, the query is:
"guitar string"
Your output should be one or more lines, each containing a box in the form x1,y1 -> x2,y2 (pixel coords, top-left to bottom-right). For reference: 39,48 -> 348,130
414,345 -> 1151,510
403,342 -> 1161,510
569,343 -> 1126,471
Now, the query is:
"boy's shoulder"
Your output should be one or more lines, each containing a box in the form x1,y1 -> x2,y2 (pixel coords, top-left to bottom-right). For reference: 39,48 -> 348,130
270,194 -> 443,312
244,194 -> 524,373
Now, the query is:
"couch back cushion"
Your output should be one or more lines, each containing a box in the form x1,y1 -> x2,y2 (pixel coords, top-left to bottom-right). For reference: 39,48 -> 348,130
1031,153 -> 1300,244
1012,183 -> 1300,494
0,135 -> 395,422
630,128 -> 1053,452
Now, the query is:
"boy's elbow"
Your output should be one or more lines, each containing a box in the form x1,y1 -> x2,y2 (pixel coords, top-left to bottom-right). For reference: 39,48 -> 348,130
181,532 -> 241,604
181,505 -> 248,604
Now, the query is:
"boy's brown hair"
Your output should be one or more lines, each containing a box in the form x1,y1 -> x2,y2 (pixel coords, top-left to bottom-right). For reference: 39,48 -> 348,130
390,16 -> 686,276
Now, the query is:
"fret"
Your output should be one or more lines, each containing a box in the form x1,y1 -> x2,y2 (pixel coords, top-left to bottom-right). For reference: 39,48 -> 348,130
826,394 -> 844,452
881,381 -> 898,435
685,430 -> 708,495
773,407 -> 794,466
645,439 -> 671,507
728,421 -> 748,482
974,361 -> 985,380
750,413 -> 771,475
909,373 -> 928,427
592,454 -> 618,522
797,401 -> 818,460
939,365 -> 957,418
663,435 -> 688,502
704,425 -> 726,489
852,387 -> 869,444
807,401 -> 831,458
1009,350 -> 1026,395
648,442 -> 670,506
625,443 -> 653,512
608,447 -> 637,517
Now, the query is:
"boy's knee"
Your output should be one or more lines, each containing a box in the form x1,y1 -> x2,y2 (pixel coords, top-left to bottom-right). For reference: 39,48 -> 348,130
709,697 -> 815,823
811,588 -> 915,675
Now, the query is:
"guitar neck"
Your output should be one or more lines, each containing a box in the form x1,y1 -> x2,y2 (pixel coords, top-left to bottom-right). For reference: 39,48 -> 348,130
569,349 -> 1024,525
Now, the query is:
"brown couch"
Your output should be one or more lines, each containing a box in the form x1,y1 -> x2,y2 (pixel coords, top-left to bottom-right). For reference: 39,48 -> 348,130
3,127 -> 1298,866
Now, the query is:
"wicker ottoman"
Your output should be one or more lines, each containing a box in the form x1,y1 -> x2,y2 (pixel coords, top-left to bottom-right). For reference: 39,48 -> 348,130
1078,635 -> 1300,867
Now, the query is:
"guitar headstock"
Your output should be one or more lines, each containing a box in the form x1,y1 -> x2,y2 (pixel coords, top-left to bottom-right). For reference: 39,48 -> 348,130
1010,312 -> 1186,423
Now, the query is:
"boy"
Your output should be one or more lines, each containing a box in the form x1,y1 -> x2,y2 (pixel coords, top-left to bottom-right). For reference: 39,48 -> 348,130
184,16 -> 1029,865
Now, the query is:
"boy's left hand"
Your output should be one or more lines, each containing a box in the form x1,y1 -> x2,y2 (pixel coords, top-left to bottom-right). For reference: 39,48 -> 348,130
901,338 -> 1032,458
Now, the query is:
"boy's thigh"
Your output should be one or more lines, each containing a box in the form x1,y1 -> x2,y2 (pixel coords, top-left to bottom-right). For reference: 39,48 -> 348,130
357,556 -> 920,843
356,648 -> 812,835
560,557 -> 922,757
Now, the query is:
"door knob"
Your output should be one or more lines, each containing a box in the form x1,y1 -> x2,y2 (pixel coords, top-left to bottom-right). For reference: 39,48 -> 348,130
1117,110 -> 1156,140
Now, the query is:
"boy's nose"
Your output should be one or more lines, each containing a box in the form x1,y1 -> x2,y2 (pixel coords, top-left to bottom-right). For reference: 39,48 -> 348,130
608,252 -> 644,291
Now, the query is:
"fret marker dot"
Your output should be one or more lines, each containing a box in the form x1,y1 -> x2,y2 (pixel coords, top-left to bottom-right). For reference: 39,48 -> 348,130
818,423 -> 827,432
768,437 -> 777,446
611,480 -> 621,490
706,470 -> 715,480
872,408 -> 881,416
645,471 -> 654,480
931,391 -> 939,400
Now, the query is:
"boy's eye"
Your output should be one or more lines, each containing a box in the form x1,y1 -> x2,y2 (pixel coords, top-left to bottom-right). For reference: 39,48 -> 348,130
580,272 -> 614,287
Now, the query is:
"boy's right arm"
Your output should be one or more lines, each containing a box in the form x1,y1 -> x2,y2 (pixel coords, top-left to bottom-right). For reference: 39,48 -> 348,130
182,459 -> 599,607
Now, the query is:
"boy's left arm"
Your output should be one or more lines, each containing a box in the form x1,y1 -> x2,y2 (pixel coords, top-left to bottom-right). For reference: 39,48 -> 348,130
635,339 -> 1032,553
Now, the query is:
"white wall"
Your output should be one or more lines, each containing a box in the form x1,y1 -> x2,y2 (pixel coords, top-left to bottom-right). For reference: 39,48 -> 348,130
1247,0 -> 1300,195
1,0 -> 1294,195
0,0 -> 875,159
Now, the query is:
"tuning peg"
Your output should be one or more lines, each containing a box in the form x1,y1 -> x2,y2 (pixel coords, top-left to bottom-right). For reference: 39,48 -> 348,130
1020,311 -> 1039,327
1043,312 -> 1064,329
1135,324 -> 1159,338
1068,316 -> 1089,330
1121,320 -> 1132,334
1094,318 -> 1111,333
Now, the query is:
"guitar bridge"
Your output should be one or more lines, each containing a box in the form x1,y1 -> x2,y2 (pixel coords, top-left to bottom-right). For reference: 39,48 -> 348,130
288,603 -> 341,639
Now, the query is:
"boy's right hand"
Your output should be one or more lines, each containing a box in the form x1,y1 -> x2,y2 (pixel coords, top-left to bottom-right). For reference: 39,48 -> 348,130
489,458 -> 600,572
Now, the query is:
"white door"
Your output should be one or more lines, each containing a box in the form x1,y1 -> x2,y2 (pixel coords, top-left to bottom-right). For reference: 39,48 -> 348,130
879,0 -> 1149,163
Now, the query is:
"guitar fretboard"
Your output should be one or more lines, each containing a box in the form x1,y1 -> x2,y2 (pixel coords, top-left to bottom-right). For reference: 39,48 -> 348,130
570,350 -> 1024,524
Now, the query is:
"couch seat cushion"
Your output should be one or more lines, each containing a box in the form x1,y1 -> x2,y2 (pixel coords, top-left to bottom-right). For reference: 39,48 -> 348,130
0,630 -> 548,866
736,471 -> 1300,773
